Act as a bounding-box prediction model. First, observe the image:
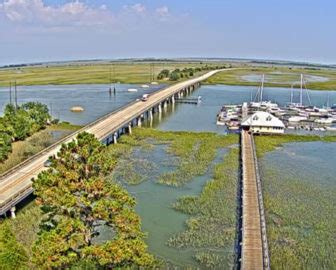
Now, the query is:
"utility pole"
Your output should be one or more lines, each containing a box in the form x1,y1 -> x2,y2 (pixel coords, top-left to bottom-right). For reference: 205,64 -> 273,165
113,64 -> 116,95
109,66 -> 112,96
14,81 -> 18,109
9,81 -> 12,105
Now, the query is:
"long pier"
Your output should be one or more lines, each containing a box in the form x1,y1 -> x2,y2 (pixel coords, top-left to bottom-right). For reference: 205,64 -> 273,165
0,70 -> 225,217
240,130 -> 270,269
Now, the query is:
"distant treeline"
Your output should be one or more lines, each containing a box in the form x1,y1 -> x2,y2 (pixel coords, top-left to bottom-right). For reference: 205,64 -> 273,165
0,102 -> 51,162
157,65 -> 230,81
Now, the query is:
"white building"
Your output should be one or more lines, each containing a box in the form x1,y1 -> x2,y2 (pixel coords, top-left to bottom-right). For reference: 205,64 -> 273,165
241,111 -> 285,134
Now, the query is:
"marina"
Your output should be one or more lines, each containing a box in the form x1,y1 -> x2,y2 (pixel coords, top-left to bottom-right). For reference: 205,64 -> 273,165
216,74 -> 336,132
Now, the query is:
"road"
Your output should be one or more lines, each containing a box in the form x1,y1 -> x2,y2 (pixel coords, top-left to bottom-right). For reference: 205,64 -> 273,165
0,69 -> 223,215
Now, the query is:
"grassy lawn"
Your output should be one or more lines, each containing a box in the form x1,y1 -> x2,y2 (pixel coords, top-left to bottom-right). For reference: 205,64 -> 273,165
205,66 -> 336,90
0,61 -> 229,87
0,122 -> 81,174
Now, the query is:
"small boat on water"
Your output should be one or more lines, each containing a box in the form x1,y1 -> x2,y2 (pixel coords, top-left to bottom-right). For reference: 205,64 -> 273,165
141,84 -> 149,88
127,88 -> 138,92
151,82 -> 158,85
288,116 -> 307,123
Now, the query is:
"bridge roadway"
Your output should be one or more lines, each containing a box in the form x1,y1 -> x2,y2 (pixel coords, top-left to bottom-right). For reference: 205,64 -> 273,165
0,70 -> 223,216
241,130 -> 269,269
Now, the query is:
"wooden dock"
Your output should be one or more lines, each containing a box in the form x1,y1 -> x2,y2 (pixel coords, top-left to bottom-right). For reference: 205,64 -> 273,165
241,130 -> 270,270
175,96 -> 202,104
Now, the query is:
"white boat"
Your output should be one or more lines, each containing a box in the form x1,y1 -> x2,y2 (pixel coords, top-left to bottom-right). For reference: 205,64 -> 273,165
151,82 -> 158,85
326,127 -> 336,131
127,88 -> 138,92
288,116 -> 307,122
141,84 -> 149,88
315,118 -> 333,125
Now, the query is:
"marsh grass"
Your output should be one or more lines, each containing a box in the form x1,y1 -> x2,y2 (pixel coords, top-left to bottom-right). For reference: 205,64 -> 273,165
255,135 -> 336,269
168,148 -> 239,268
254,134 -> 336,158
205,67 -> 336,90
126,128 -> 238,186
0,62 -> 223,87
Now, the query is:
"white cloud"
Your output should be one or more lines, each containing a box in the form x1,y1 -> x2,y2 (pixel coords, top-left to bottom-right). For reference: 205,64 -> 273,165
0,0 -> 113,28
156,6 -> 169,17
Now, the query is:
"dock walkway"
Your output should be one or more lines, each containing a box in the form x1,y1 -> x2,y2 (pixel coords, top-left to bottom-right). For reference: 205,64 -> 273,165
241,130 -> 270,269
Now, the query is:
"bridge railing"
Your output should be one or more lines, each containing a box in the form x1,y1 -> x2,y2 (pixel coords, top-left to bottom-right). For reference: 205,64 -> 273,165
0,99 -> 139,182
251,134 -> 271,270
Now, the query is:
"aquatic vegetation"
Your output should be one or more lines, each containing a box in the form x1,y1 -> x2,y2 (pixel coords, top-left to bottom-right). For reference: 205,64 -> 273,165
168,148 -> 239,268
256,136 -> 336,269
255,134 -> 336,158
113,128 -> 238,187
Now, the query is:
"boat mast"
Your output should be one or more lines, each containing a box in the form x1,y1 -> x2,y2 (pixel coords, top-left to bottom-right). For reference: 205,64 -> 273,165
290,84 -> 293,104
260,74 -> 264,102
300,74 -> 303,106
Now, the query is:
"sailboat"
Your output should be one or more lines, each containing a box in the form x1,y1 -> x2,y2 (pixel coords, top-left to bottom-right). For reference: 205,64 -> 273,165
286,74 -> 312,111
249,74 -> 278,110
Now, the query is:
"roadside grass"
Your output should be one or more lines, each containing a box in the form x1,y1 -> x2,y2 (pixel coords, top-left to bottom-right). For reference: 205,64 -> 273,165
255,135 -> 336,269
0,62 -> 228,87
0,123 -> 80,174
205,66 -> 336,90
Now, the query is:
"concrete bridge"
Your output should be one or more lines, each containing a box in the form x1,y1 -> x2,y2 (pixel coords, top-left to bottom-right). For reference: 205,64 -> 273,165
0,70 -> 223,217
240,130 -> 270,269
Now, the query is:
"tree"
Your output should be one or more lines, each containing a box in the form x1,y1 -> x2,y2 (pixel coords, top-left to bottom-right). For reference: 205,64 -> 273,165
32,132 -> 155,269
22,102 -> 50,131
0,223 -> 29,270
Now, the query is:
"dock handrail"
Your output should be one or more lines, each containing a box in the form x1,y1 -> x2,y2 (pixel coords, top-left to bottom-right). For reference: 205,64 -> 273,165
251,134 -> 271,270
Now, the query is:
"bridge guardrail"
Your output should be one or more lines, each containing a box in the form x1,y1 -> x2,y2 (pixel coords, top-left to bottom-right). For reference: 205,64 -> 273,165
0,99 -> 139,181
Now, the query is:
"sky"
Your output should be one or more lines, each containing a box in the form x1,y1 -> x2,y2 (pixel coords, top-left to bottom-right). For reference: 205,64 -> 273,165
0,0 -> 335,65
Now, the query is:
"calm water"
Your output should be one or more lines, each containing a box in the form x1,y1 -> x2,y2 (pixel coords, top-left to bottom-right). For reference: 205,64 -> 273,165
0,84 -> 164,125
145,84 -> 336,133
124,146 -> 228,267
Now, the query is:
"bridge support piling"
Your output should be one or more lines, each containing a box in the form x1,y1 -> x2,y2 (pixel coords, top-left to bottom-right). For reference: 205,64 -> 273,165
171,95 -> 175,104
148,109 -> 153,120
10,206 -> 16,219
128,123 -> 132,135
113,133 -> 118,144
158,103 -> 162,113
137,117 -> 142,127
